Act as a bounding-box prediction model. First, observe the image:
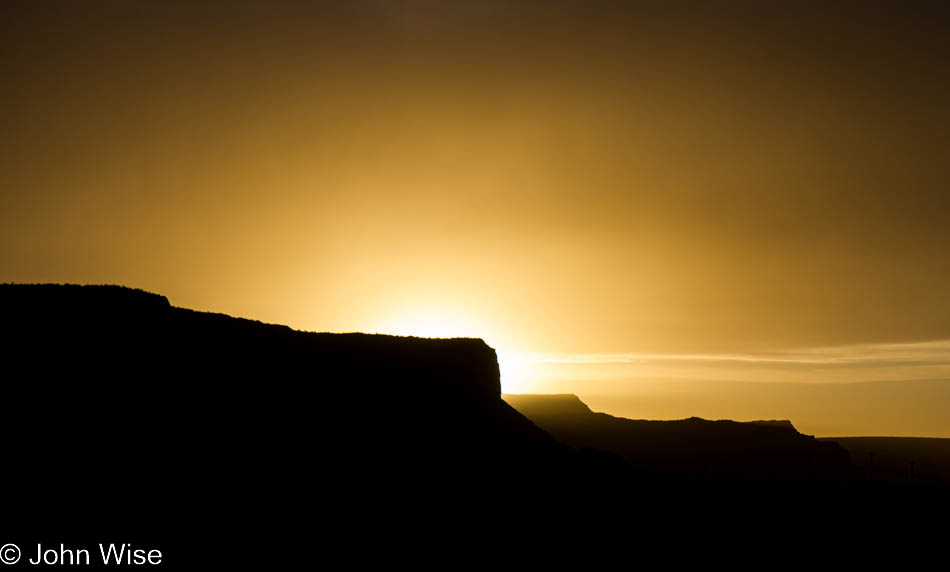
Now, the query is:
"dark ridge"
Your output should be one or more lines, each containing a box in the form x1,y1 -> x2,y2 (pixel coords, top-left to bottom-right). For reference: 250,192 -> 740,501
502,393 -> 594,416
1,282 -> 170,310
1,285 -> 573,481
747,419 -> 798,430
504,393 -> 853,481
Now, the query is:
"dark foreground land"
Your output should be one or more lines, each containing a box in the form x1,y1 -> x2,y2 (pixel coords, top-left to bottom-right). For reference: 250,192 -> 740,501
817,437 -> 950,485
1,284 -> 946,567
503,394 -> 853,481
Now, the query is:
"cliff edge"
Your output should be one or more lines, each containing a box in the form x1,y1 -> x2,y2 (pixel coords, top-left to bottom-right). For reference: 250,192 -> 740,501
1,284 -> 575,522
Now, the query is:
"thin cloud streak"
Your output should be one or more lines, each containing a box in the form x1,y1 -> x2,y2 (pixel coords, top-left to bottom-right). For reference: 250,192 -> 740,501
519,340 -> 950,368
498,340 -> 950,393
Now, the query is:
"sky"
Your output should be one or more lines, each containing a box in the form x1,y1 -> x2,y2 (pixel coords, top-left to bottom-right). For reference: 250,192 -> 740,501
3,1 -> 950,435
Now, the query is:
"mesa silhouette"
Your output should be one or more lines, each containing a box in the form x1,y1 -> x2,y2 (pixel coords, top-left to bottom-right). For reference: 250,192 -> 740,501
503,393 -> 852,481
2,284 -> 599,565
1,284 -> 590,498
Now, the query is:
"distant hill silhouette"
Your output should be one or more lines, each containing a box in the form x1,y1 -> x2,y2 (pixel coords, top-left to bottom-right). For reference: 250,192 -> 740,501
503,394 -> 853,481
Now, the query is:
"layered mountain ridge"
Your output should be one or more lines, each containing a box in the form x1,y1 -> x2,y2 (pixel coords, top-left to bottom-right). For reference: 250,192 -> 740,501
503,393 -> 853,481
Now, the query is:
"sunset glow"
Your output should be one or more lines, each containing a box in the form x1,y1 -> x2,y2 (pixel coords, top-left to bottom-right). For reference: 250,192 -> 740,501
372,307 -> 491,340
3,1 -> 950,437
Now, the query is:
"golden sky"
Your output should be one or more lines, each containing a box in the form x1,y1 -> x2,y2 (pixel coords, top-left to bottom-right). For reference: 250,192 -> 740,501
3,2 -> 950,434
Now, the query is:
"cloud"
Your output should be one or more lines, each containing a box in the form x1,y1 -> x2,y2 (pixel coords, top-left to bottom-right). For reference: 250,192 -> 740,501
525,340 -> 950,367
501,340 -> 950,387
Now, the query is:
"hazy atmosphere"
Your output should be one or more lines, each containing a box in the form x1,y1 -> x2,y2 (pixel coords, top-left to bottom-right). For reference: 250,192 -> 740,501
4,1 -> 950,436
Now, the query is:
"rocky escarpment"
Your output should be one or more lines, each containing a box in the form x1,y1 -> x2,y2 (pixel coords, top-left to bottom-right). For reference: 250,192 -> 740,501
2,283 -> 503,405
504,393 -> 854,481
1,284 -> 579,527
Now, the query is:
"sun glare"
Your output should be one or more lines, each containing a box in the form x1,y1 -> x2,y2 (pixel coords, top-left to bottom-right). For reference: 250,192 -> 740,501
371,306 -> 545,393
496,351 -> 543,394
372,307 -> 488,340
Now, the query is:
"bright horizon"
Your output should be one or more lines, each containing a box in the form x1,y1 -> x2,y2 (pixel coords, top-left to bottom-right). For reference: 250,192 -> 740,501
145,294 -> 950,438
493,341 -> 950,438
